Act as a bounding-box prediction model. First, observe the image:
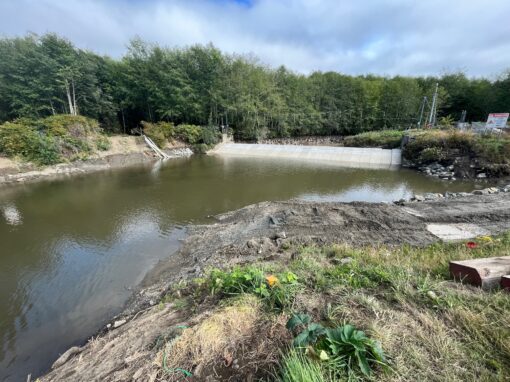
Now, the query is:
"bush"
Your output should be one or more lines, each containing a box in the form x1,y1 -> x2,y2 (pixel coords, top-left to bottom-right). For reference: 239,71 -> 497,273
174,124 -> 202,144
199,125 -> 220,146
0,114 -> 109,165
403,129 -> 510,165
141,121 -> 174,148
419,146 -> 446,163
0,122 -> 60,165
343,130 -> 404,149
95,135 -> 111,151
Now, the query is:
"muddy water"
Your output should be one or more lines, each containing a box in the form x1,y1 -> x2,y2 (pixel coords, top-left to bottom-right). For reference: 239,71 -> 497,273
0,155 -> 478,381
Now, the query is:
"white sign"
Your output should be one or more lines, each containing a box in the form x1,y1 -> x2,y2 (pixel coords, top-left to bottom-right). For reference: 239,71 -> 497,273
485,113 -> 509,128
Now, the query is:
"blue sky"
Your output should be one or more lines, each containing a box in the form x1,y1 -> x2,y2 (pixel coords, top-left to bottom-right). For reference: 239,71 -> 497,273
1,0 -> 509,77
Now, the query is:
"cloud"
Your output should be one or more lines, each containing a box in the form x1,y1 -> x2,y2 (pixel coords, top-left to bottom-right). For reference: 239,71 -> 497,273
0,0 -> 509,77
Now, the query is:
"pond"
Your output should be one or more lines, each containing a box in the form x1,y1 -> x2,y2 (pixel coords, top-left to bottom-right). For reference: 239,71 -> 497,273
0,155 -> 477,381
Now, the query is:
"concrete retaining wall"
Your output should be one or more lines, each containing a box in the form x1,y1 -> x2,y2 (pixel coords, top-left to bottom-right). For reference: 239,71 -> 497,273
210,143 -> 401,169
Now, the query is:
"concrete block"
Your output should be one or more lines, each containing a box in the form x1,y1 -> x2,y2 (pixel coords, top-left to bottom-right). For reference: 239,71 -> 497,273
501,275 -> 510,290
450,256 -> 510,290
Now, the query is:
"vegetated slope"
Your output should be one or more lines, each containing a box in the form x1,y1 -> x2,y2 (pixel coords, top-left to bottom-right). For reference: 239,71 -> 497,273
41,194 -> 510,382
0,115 -> 110,165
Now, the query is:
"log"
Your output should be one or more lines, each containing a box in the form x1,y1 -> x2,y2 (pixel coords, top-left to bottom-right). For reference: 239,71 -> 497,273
449,256 -> 510,290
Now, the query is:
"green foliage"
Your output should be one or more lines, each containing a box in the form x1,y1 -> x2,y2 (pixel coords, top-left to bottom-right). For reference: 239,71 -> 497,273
95,135 -> 111,151
419,146 -> 446,163
0,121 -> 60,165
0,114 -> 109,165
403,129 -> 510,165
322,325 -> 386,377
142,121 -> 174,148
2,33 -> 510,139
343,130 -> 404,149
438,115 -> 455,128
279,349 -> 334,382
208,266 -> 300,311
174,124 -> 202,144
199,125 -> 220,146
286,314 -> 387,378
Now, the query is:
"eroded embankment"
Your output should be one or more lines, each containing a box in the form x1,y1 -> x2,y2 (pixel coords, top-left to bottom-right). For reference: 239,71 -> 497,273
0,136 -> 192,185
39,192 -> 510,382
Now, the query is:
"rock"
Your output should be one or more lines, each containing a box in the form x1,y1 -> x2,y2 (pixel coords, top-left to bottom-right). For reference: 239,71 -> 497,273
487,187 -> 499,194
275,231 -> 287,239
413,194 -> 425,202
149,299 -> 155,306
268,215 -> 280,226
51,346 -> 84,369
426,291 -> 438,300
113,319 -> 127,328
472,189 -> 487,195
340,257 -> 353,265
246,239 -> 258,249
476,173 -> 487,178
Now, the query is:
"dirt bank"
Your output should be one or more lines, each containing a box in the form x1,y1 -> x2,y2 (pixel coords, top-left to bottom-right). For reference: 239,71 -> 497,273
0,136 -> 192,185
39,192 -> 510,382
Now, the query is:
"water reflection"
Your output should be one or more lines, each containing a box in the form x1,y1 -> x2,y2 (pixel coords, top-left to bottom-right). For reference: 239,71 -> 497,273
0,155 -> 477,381
1,204 -> 22,226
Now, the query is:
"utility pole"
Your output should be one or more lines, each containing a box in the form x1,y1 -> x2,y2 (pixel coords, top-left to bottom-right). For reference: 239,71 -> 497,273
417,96 -> 428,129
428,83 -> 439,127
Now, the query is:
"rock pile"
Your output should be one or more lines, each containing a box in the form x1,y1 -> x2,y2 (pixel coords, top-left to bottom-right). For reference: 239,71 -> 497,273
406,184 -> 510,203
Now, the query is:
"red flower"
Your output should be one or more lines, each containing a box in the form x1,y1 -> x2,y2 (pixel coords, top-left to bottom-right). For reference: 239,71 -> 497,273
466,241 -> 477,249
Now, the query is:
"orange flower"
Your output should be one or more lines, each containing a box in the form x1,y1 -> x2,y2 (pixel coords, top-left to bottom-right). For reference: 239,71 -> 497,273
266,275 -> 279,287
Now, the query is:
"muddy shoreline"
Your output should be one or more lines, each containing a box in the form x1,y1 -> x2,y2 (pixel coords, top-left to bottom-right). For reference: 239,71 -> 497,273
0,147 -> 193,186
39,190 -> 510,381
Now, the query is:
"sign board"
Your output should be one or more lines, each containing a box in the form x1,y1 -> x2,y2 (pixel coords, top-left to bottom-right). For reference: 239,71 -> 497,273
485,113 -> 509,129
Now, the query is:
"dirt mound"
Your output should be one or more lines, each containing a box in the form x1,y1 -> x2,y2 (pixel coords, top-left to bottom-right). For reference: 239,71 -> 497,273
40,193 -> 510,381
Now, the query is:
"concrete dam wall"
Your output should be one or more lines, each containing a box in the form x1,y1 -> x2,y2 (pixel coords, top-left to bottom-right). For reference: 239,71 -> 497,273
210,143 -> 402,169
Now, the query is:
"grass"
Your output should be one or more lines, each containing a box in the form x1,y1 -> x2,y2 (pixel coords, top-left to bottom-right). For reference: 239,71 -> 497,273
155,232 -> 510,381
343,130 -> 405,149
343,128 -> 510,172
279,349 -> 335,382
404,129 -> 510,166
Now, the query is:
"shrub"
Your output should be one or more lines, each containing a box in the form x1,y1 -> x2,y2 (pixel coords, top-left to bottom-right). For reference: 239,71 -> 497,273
0,122 -> 60,165
343,130 -> 404,149
141,121 -> 174,148
403,129 -> 510,165
419,146 -> 446,163
199,126 -> 220,146
0,115 -> 109,165
174,124 -> 202,144
95,135 -> 111,151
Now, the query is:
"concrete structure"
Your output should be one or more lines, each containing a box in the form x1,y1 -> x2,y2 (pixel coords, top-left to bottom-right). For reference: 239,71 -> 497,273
450,256 -> 510,290
501,275 -> 510,290
210,143 -> 401,169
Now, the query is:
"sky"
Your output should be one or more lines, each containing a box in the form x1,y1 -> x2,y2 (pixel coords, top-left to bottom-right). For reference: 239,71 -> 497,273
0,0 -> 509,77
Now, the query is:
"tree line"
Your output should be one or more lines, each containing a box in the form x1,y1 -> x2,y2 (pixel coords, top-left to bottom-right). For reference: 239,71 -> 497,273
0,33 -> 509,140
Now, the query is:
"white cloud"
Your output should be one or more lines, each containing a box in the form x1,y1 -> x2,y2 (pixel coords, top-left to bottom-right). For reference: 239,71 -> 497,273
0,0 -> 509,77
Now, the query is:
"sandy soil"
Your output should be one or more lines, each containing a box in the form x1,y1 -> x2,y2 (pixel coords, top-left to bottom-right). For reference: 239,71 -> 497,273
0,136 -> 192,185
39,192 -> 510,382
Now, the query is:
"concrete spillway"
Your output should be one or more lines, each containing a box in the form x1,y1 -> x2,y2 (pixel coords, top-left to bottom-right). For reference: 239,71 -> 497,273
210,143 -> 402,169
